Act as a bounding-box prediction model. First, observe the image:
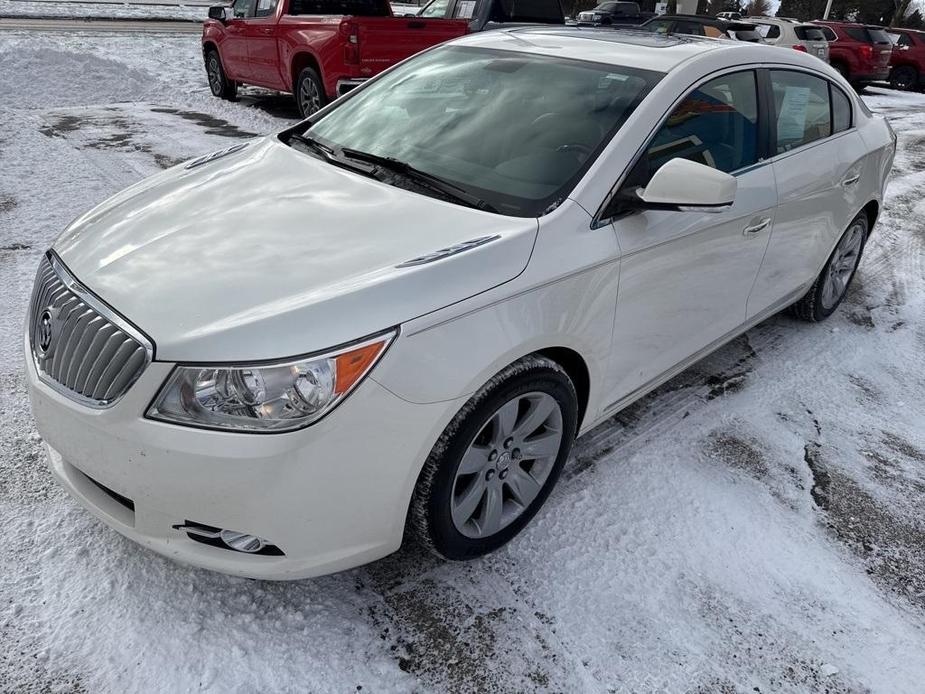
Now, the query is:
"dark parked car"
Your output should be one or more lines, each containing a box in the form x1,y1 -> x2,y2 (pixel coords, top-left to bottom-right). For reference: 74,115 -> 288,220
417,0 -> 564,30
575,1 -> 652,26
813,21 -> 893,89
639,14 -> 762,42
887,27 -> 925,90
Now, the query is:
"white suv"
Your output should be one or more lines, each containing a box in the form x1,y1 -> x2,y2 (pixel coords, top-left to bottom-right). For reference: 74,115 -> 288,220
749,16 -> 830,62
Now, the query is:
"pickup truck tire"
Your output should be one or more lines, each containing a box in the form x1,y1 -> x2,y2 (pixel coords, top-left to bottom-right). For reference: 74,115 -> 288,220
296,67 -> 327,118
890,65 -> 919,91
206,49 -> 237,101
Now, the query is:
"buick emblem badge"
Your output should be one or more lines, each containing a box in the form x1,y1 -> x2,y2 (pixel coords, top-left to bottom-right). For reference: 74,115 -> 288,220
36,308 -> 55,359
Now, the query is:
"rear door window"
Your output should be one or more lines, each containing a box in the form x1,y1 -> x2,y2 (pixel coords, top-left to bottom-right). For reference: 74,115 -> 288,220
770,70 -> 832,153
288,0 -> 390,14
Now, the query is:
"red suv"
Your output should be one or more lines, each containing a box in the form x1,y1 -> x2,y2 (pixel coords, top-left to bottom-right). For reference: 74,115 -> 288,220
888,28 -> 925,91
814,21 -> 893,89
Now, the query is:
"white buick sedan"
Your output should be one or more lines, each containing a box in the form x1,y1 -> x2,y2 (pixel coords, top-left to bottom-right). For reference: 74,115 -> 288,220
26,29 -> 894,579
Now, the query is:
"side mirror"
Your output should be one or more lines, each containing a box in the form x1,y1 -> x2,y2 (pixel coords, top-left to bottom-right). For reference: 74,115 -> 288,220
208,5 -> 229,21
637,158 -> 736,210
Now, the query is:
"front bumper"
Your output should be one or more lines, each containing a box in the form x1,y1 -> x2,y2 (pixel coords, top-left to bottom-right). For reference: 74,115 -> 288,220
26,337 -> 461,579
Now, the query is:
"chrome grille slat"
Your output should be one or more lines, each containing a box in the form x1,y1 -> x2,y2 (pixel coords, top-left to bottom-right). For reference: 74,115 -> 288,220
28,254 -> 153,408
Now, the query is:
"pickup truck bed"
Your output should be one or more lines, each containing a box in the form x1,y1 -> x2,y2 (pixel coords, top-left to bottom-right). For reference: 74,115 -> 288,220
203,0 -> 468,116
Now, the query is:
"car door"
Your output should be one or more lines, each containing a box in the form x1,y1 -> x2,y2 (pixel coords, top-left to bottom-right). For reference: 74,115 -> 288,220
244,0 -> 284,89
223,0 -> 256,80
747,69 -> 866,318
606,70 -> 777,402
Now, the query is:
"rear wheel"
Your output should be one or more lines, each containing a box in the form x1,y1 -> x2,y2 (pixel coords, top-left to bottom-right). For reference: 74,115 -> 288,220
790,212 -> 868,322
205,49 -> 236,101
295,67 -> 326,118
891,65 -> 919,91
409,356 -> 578,560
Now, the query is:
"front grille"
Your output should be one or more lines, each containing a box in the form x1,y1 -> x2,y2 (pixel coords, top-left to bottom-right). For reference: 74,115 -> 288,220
29,253 -> 152,407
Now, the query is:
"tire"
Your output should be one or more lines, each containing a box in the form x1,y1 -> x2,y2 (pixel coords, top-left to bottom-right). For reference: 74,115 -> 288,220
205,49 -> 237,101
790,212 -> 868,322
890,65 -> 919,91
409,355 -> 579,561
295,67 -> 327,118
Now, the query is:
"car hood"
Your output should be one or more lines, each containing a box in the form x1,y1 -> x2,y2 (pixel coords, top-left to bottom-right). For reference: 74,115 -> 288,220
54,137 -> 538,362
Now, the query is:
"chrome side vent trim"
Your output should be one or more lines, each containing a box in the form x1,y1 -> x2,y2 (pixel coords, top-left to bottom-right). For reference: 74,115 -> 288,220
396,235 -> 501,268
28,253 -> 153,408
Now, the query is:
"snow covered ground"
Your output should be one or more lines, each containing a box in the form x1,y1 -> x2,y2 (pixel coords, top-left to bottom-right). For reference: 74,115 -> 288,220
1,27 -> 925,693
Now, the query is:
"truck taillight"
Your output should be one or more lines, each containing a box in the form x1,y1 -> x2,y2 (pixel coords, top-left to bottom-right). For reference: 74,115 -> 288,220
859,44 -> 874,61
340,20 -> 359,64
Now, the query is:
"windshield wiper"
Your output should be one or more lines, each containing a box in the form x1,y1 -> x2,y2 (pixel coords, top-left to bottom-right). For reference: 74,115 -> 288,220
288,134 -> 379,178
340,148 -> 498,213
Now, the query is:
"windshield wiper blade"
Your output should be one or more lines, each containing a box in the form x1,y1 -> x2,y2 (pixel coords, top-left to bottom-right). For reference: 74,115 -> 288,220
340,148 -> 498,213
288,134 -> 380,178
288,133 -> 334,158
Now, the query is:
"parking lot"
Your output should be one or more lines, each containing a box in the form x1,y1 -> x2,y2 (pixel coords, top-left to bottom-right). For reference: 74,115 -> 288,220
2,24 -> 925,693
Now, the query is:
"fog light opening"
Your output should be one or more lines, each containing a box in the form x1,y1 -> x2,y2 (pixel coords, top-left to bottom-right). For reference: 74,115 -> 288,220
220,530 -> 267,554
172,521 -> 284,556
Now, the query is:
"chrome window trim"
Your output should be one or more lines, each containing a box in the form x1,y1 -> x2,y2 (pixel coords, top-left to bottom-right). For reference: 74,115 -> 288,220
29,251 -> 155,409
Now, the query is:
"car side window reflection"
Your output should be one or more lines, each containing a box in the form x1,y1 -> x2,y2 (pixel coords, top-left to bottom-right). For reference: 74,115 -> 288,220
420,0 -> 450,17
255,0 -> 278,17
628,70 -> 759,189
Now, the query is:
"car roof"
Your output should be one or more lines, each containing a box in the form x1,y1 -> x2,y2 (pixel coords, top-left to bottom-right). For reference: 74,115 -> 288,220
451,26 -> 790,73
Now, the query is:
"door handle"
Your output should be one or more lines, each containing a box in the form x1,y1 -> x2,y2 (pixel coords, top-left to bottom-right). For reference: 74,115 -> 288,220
743,217 -> 771,235
261,27 -> 273,34
842,174 -> 860,187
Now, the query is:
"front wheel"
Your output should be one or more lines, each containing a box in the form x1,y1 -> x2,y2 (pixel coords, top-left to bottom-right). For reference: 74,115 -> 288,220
790,212 -> 868,322
205,49 -> 236,101
409,356 -> 578,560
295,67 -> 327,118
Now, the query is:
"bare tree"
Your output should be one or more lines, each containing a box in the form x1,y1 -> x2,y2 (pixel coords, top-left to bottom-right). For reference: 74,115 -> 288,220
745,0 -> 772,15
893,0 -> 915,26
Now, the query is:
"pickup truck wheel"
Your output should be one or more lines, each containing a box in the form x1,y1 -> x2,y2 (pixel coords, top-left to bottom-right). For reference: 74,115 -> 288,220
790,212 -> 868,322
206,50 -> 236,100
296,67 -> 327,118
408,355 -> 578,561
891,65 -> 919,91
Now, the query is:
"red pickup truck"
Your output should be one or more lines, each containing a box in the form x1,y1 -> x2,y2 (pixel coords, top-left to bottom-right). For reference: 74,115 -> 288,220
203,0 -> 468,117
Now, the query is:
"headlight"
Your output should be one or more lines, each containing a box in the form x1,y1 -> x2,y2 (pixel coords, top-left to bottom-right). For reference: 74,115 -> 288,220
147,331 -> 395,432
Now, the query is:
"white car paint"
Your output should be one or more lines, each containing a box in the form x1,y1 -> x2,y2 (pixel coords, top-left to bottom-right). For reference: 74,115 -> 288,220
25,29 -> 894,578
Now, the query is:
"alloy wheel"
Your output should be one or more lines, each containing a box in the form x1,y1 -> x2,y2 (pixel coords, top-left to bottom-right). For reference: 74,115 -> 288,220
207,55 -> 223,96
450,392 -> 563,539
299,78 -> 322,116
821,221 -> 865,310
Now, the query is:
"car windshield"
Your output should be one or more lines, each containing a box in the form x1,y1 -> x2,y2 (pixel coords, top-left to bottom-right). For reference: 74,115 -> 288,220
302,46 -> 661,217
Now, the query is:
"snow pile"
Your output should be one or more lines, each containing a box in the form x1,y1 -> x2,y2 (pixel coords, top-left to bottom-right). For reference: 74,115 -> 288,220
2,31 -> 925,693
